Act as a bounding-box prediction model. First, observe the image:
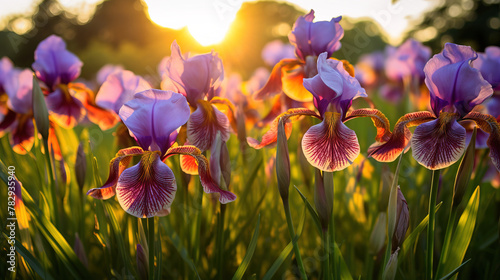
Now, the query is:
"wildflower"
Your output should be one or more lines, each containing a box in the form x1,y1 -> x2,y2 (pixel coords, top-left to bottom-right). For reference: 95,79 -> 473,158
87,89 -> 236,218
370,43 -> 499,171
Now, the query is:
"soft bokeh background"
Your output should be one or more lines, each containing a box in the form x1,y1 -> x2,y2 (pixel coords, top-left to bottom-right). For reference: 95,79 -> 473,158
1,0 -> 499,81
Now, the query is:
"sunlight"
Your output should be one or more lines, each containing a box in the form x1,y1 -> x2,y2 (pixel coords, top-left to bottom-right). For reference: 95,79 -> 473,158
143,0 -> 241,46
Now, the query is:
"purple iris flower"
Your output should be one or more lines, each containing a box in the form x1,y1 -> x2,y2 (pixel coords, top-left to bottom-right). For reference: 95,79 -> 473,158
261,40 -> 296,67
369,43 -> 499,171
473,46 -> 500,90
87,89 -> 236,218
385,39 -> 431,81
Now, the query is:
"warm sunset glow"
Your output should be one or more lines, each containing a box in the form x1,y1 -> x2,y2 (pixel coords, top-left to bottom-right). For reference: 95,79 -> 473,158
143,0 -> 242,46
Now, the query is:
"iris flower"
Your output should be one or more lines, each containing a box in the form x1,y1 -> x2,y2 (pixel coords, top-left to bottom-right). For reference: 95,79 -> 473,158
249,52 -> 391,172
369,43 -> 499,171
161,41 -> 234,174
87,89 -> 236,218
32,35 -> 116,129
255,10 -> 344,103
0,57 -> 14,136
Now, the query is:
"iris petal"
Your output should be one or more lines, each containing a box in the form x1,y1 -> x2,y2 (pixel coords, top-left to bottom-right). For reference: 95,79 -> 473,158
116,152 -> 176,218
187,100 -> 230,152
464,111 -> 500,171
281,63 -> 313,102
412,113 -> 466,170
165,145 -> 236,204
254,59 -> 302,100
87,147 -> 144,199
11,116 -> 34,154
302,112 -> 360,172
46,88 -> 85,129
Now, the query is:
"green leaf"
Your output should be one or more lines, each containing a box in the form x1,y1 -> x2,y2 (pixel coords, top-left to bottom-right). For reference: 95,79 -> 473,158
437,187 -> 480,279
453,128 -> 476,207
438,259 -> 471,280
294,185 -> 322,234
400,202 -> 443,259
2,232 -> 56,280
232,214 -> 261,280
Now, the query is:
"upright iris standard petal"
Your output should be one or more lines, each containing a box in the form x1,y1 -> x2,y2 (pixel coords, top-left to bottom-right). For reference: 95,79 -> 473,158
116,152 -> 177,218
424,43 -> 493,116
288,10 -> 343,60
473,46 -> 500,89
187,100 -> 230,152
0,57 -> 13,92
412,113 -> 466,170
5,69 -> 33,115
96,70 -> 151,114
32,35 -> 83,90
302,112 -> 360,172
119,89 -> 190,155
161,41 -> 224,106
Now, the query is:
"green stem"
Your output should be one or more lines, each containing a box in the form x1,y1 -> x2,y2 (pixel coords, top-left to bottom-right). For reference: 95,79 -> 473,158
328,198 -> 337,280
191,182 -> 203,265
283,199 -> 308,280
216,203 -> 226,279
148,216 -> 155,280
43,138 -> 58,225
426,169 -> 441,280
322,229 -> 330,280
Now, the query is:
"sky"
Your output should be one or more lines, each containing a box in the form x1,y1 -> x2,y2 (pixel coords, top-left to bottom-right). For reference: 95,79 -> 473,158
0,0 -> 440,46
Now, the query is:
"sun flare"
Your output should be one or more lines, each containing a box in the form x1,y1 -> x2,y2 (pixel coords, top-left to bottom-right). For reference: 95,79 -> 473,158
143,0 -> 240,46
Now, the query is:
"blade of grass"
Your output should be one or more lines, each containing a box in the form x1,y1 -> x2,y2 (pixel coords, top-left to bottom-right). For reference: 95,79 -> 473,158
232,214 -> 261,280
438,259 -> 471,280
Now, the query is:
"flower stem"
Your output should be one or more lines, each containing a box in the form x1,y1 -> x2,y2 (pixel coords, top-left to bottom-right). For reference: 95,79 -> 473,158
43,138 -> 58,225
426,169 -> 441,280
216,203 -> 226,279
283,199 -> 308,279
322,229 -> 330,280
148,216 -> 155,280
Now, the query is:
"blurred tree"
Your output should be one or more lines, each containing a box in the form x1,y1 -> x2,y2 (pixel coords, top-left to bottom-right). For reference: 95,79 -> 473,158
407,0 -> 500,52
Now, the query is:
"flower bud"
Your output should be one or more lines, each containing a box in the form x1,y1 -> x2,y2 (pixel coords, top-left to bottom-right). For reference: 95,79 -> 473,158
75,142 -> 87,192
136,244 -> 148,280
276,118 -> 290,200
314,169 -> 333,231
220,139 -> 231,188
382,247 -> 399,280
392,187 -> 409,250
74,233 -> 88,268
32,75 -> 49,140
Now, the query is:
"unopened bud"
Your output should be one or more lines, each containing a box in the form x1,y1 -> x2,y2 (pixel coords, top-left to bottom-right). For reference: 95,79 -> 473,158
75,142 -> 87,191
392,187 -> 409,250
382,247 -> 399,280
136,244 -> 148,280
276,118 -> 290,200
220,140 -> 231,188
74,233 -> 88,268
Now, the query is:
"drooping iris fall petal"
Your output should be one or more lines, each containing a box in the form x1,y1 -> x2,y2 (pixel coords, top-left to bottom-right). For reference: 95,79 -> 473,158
32,35 -> 83,90
464,111 -> 500,171
187,100 -> 230,152
116,151 -> 177,218
46,87 -> 85,129
10,116 -> 34,154
302,112 -> 360,172
119,89 -> 190,155
411,113 -> 466,170
165,145 -> 236,204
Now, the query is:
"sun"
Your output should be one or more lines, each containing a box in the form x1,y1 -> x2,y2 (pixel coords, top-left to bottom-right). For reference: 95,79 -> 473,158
143,0 -> 240,46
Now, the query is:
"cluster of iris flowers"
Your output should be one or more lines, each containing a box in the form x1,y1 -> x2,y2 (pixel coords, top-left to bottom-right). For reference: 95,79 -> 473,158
1,8 -> 499,280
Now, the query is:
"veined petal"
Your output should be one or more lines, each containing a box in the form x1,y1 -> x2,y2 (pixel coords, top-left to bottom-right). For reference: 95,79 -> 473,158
165,145 -> 236,204
180,139 -> 199,175
10,115 -> 34,154
412,112 -> 465,170
254,59 -> 302,100
345,108 -> 392,142
187,100 -> 230,151
302,112 -> 360,171
281,62 -> 313,102
116,151 -> 176,218
247,108 -> 321,149
46,88 -> 85,128
210,96 -> 237,134
87,147 -> 144,199
72,83 -> 119,130
369,111 -> 435,162
464,111 -> 500,171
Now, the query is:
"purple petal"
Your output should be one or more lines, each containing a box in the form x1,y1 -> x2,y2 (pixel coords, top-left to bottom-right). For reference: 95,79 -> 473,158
385,39 -> 431,80
187,100 -> 230,152
473,46 -> 500,89
116,152 -> 176,218
96,70 -> 151,113
261,40 -> 296,66
464,111 -> 500,172
10,116 -> 34,154
412,113 -> 466,170
288,10 -> 344,60
424,43 -> 493,116
119,89 -> 190,154
5,69 -> 33,115
32,35 -> 83,89
96,64 -> 124,85
302,112 -> 360,171
0,57 -> 13,92
46,88 -> 85,128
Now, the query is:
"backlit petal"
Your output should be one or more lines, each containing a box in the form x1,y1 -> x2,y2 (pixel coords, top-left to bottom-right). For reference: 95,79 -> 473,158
345,108 -> 392,142
464,111 -> 500,171
46,88 -> 85,129
412,113 -> 465,170
116,152 -> 176,218
10,116 -> 34,154
302,112 -> 359,171
187,100 -> 230,151
281,63 -> 313,102
254,59 -> 302,100
165,145 -> 236,204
